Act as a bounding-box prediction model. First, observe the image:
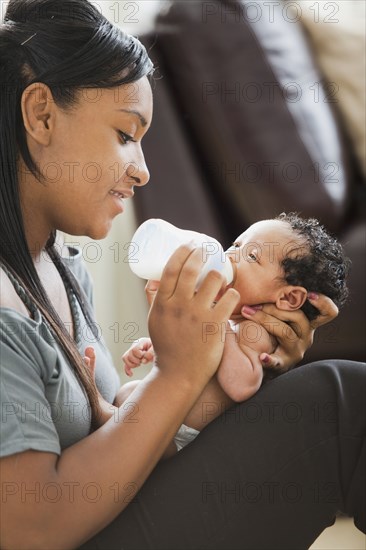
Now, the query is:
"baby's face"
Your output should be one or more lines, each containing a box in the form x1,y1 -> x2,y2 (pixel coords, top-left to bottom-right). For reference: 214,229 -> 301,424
225,220 -> 302,315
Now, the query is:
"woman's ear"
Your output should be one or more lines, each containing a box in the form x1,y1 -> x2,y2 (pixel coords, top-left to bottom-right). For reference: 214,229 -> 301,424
21,82 -> 55,146
276,286 -> 307,311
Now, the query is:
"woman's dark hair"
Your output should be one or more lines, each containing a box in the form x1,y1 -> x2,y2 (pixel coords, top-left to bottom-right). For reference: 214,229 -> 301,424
0,0 -> 154,428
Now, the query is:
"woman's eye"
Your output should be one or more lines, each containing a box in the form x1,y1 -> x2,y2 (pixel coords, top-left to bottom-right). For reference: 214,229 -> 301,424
118,131 -> 135,144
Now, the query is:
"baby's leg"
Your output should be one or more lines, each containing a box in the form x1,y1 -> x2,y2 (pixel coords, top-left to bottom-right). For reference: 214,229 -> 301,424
183,375 -> 234,431
162,378 -> 233,456
166,382 -> 231,457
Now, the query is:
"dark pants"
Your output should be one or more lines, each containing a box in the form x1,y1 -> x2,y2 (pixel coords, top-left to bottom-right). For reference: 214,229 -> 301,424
79,361 -> 366,550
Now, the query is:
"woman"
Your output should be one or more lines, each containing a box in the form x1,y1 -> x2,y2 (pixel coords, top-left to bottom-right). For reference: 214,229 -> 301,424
0,1 -> 364,549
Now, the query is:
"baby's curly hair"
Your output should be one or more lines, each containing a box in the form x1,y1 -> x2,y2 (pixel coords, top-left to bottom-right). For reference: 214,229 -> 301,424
262,212 -> 350,385
276,212 -> 351,321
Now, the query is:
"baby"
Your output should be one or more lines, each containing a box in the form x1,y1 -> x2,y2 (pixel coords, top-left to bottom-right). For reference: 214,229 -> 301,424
88,213 -> 350,456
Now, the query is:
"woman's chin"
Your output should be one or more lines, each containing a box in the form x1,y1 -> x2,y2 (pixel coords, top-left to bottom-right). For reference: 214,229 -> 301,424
86,222 -> 112,241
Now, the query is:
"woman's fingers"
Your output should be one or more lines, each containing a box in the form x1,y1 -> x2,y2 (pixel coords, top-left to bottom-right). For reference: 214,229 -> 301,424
213,287 -> 241,320
242,293 -> 339,334
242,304 -> 312,343
241,306 -> 311,370
308,294 -> 339,328
155,243 -> 196,300
172,247 -> 212,299
148,246 -> 240,383
155,243 -> 238,314
194,269 -> 228,307
242,305 -> 303,339
260,352 -> 288,370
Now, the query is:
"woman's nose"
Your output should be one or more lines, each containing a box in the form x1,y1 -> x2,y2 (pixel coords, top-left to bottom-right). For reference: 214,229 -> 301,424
126,154 -> 150,187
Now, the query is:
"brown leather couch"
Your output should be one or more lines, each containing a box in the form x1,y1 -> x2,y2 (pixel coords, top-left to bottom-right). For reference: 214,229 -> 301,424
135,0 -> 366,363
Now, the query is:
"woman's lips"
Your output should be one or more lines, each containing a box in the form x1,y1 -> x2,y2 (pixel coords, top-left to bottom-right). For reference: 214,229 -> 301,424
109,188 -> 134,199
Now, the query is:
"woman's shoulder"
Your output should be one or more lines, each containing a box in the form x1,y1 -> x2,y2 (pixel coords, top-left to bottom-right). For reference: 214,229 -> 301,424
0,282 -> 57,385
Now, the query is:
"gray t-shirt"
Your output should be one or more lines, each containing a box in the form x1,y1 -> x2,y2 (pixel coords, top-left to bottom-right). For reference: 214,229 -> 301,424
0,247 -> 120,458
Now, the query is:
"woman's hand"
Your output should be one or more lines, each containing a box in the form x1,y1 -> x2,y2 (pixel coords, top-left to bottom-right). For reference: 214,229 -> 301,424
241,294 -> 339,371
147,244 -> 240,386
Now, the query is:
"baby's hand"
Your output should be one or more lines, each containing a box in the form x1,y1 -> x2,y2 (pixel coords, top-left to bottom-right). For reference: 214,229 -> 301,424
122,337 -> 155,377
84,347 -> 117,427
84,346 -> 97,381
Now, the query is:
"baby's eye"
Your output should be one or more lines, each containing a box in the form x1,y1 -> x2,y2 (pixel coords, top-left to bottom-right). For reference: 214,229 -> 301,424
230,242 -> 241,248
247,252 -> 257,261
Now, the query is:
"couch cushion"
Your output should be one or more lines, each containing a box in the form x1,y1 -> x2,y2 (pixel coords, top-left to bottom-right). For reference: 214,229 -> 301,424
242,0 -> 350,204
299,3 -> 366,180
150,0 -> 356,235
135,40 -> 229,244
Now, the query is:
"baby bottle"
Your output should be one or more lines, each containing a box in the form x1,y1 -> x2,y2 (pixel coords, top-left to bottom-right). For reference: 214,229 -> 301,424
128,219 -> 235,287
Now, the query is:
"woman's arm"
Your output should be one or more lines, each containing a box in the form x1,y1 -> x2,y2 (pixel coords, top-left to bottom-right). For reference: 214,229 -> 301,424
0,245 -> 240,550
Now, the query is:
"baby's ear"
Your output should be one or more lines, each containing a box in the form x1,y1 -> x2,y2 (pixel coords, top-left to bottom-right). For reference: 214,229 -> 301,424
276,286 -> 307,311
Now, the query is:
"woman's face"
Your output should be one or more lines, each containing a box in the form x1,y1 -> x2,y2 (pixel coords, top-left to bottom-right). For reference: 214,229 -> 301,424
23,76 -> 153,240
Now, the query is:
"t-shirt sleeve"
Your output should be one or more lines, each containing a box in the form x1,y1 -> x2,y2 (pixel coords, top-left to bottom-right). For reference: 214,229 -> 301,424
0,317 -> 61,458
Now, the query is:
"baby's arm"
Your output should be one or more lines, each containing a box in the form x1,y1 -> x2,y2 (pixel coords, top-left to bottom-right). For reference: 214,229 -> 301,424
113,338 -> 155,407
168,322 -> 276,433
217,320 -> 276,402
